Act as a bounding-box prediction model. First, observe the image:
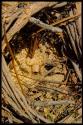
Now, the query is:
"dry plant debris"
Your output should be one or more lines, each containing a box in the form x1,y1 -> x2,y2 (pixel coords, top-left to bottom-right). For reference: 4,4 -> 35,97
2,1 -> 82,124
6,42 -> 81,123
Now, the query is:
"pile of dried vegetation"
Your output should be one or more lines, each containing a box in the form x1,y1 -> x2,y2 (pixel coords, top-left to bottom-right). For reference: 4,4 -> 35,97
2,2 -> 82,123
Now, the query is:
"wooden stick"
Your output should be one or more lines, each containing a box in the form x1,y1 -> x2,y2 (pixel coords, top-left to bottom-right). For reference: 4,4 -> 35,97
36,85 -> 68,95
72,4 -> 81,37
70,60 -> 82,81
67,23 -> 75,41
52,2 -> 67,8
29,17 -> 62,33
65,25 -> 78,58
3,23 -> 24,94
33,100 -> 74,107
72,22 -> 82,55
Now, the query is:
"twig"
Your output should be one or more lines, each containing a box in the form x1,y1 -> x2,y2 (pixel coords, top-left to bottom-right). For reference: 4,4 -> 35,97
6,11 -> 22,32
33,100 -> 74,107
11,115 -> 24,123
36,85 -> 68,95
64,70 -> 71,84
3,22 -> 24,94
57,114 -> 72,123
72,4 -> 81,36
52,2 -> 67,8
2,105 -> 11,113
66,25 -> 78,58
72,22 -> 82,55
67,23 -> 75,41
70,60 -> 82,81
29,17 -> 62,33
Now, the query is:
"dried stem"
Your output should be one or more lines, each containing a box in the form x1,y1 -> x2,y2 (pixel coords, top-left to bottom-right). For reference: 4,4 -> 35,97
36,85 -> 68,95
70,60 -> 82,81
66,25 -> 78,58
33,100 -> 74,107
3,22 -> 24,94
29,17 -> 63,33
